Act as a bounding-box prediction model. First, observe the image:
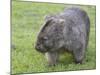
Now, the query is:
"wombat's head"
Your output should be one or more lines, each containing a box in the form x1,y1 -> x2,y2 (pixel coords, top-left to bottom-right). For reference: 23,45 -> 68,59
35,15 -> 65,53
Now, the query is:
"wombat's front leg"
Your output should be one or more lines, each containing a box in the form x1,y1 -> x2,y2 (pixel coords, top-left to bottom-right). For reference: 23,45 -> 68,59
45,51 -> 59,66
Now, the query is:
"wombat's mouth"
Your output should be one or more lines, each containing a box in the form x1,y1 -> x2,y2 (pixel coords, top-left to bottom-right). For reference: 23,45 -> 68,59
38,50 -> 47,53
35,45 -> 48,53
36,49 -> 48,53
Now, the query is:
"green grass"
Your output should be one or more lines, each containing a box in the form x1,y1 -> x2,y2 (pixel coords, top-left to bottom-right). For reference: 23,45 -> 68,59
11,1 -> 96,74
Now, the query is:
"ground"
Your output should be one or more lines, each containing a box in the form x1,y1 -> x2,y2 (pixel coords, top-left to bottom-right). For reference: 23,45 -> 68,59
11,1 -> 96,74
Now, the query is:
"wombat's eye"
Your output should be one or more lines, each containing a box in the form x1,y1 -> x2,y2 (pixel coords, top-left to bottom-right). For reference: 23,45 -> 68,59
43,36 -> 48,40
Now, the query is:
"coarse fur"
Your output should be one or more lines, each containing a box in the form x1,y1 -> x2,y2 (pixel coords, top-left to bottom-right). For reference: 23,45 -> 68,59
35,7 -> 90,66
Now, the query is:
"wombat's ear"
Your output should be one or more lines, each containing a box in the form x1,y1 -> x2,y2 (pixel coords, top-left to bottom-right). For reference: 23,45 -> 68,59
44,15 -> 54,21
45,15 -> 50,20
41,17 -> 53,32
58,19 -> 65,24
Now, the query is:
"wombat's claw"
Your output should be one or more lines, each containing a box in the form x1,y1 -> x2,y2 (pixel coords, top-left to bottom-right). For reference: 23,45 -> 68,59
47,64 -> 56,67
76,63 -> 81,64
75,61 -> 83,64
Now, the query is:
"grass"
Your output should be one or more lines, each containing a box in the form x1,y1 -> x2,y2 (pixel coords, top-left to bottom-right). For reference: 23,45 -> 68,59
11,1 -> 96,74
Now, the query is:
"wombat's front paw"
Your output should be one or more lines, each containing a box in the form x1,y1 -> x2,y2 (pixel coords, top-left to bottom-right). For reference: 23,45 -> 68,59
45,52 -> 59,67
47,63 -> 56,67
45,63 -> 56,67
75,60 -> 83,64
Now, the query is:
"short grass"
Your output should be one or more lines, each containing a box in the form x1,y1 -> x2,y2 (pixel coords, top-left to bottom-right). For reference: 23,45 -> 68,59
11,1 -> 96,74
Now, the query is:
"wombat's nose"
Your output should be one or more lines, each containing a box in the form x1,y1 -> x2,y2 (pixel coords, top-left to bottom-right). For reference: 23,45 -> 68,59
35,45 -> 40,50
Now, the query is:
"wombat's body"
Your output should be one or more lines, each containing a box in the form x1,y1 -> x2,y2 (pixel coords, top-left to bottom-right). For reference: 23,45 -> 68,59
35,7 -> 90,66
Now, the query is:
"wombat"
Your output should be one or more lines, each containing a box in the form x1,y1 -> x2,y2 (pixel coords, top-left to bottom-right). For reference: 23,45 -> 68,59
35,7 -> 90,66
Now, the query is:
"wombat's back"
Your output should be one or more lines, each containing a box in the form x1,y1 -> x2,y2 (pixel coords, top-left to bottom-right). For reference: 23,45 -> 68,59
64,7 -> 90,36
62,7 -> 90,27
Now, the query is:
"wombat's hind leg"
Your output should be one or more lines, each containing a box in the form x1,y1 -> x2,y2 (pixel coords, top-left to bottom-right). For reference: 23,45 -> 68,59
45,51 -> 59,66
73,48 -> 85,64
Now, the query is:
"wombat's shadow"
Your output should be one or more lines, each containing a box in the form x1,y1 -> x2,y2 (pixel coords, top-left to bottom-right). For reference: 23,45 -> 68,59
58,52 -> 88,66
58,52 -> 74,65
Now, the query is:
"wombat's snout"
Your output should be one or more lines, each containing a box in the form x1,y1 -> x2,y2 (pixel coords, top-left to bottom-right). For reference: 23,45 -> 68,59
35,43 -> 47,53
35,43 -> 41,50
35,45 -> 40,50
